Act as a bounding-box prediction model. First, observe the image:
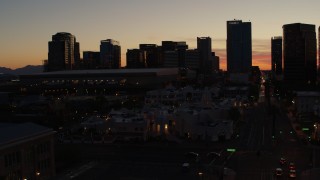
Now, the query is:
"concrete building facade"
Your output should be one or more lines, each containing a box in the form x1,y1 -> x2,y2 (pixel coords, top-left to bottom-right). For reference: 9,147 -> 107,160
0,123 -> 55,180
283,23 -> 317,85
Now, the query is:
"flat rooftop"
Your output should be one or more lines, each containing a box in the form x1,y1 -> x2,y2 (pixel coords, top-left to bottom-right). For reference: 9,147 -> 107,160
20,68 -> 180,78
0,122 -> 55,148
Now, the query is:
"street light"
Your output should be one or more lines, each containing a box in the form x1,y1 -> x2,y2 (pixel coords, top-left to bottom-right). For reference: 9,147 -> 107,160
198,172 -> 203,180
227,148 -> 236,152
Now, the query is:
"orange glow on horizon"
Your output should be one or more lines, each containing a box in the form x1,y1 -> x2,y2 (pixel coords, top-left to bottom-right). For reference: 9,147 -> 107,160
217,53 -> 271,71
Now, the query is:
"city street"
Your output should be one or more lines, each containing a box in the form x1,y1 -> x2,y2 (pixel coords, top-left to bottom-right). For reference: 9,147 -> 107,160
224,85 -> 315,180
54,95 -> 320,180
55,142 -> 234,180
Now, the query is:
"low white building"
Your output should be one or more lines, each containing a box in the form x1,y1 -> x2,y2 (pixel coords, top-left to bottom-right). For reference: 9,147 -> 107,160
174,104 -> 233,141
107,109 -> 149,141
294,91 -> 320,121
142,105 -> 176,137
145,86 -> 221,106
145,87 -> 183,106
295,91 -> 320,114
80,116 -> 107,134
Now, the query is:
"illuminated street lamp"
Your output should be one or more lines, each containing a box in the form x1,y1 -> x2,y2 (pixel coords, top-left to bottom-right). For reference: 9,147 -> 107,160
198,172 -> 203,180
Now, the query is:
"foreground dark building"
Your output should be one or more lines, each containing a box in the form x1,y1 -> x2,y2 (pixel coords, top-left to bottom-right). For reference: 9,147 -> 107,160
283,23 -> 317,86
0,123 -> 55,180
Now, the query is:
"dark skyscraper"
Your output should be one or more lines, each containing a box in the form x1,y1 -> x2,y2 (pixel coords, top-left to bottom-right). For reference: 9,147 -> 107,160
283,23 -> 317,85
176,42 -> 188,67
161,41 -> 178,52
126,49 -> 146,68
48,32 -> 80,71
139,44 -> 160,68
271,37 -> 282,75
227,20 -> 252,73
197,37 -> 212,75
211,52 -> 220,72
100,39 -> 121,69
161,41 -> 188,67
83,51 -> 100,69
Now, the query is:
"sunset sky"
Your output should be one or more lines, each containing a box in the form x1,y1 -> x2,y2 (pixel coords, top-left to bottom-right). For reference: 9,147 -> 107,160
0,0 -> 319,70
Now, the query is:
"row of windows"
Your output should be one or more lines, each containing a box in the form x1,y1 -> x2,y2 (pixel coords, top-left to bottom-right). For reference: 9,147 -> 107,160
4,142 -> 50,168
37,142 -> 50,155
24,148 -> 35,165
4,151 -> 21,168
38,158 -> 51,171
113,127 -> 144,132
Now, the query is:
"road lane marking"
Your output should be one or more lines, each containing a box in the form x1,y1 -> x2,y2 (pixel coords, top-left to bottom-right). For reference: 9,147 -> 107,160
262,126 -> 265,146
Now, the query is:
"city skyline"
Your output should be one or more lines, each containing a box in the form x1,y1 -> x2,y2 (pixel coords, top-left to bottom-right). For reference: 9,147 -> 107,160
0,0 -> 319,70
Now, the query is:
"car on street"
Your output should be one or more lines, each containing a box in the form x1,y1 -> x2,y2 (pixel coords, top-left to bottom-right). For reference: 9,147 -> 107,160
289,169 -> 296,178
207,151 -> 221,157
185,152 -> 200,162
181,163 -> 190,172
275,168 -> 283,177
289,162 -> 296,170
280,157 -> 286,165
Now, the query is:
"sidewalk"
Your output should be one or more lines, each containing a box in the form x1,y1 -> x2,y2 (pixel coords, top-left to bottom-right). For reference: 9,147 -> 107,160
286,108 -> 320,179
301,168 -> 320,180
286,111 -> 307,140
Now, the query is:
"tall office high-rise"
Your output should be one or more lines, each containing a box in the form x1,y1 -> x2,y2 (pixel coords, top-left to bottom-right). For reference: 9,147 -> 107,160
83,51 -> 100,69
139,44 -> 161,68
161,41 -> 188,67
197,37 -> 212,75
271,37 -> 282,75
48,32 -> 80,71
211,52 -> 220,72
176,42 -> 188,67
185,49 -> 200,69
283,23 -> 317,85
100,39 -> 121,69
227,20 -> 252,73
126,49 -> 146,68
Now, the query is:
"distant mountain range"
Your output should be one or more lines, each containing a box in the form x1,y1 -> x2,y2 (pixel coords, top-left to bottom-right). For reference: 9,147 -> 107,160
0,65 -> 43,75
